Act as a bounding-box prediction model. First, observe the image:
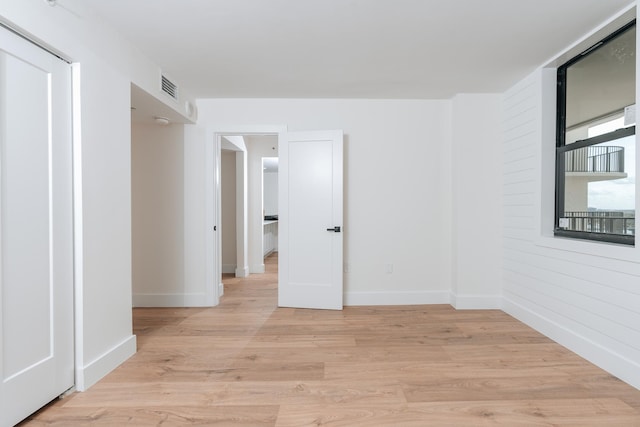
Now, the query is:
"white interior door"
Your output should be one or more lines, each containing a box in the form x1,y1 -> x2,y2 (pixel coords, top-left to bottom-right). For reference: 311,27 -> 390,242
278,130 -> 343,310
0,27 -> 74,427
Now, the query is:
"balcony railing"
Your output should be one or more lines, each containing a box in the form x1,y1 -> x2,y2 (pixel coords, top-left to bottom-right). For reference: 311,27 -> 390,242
565,146 -> 624,173
563,211 -> 635,235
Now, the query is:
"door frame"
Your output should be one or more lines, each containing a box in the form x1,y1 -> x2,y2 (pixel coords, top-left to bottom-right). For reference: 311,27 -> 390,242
205,125 -> 287,305
220,136 -> 248,280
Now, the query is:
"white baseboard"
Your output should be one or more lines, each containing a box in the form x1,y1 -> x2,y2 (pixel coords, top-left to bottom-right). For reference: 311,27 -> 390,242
344,290 -> 450,306
132,292 -> 210,307
222,264 -> 236,274
235,266 -> 249,277
250,263 -> 265,274
76,335 -> 136,391
503,297 -> 640,391
450,293 -> 502,309
222,265 -> 251,276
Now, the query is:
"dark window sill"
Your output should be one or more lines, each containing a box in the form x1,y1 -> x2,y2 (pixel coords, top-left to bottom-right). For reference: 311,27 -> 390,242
553,229 -> 635,246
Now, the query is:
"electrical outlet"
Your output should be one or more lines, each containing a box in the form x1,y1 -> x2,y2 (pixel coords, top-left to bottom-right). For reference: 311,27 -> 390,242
385,263 -> 393,274
344,262 -> 351,273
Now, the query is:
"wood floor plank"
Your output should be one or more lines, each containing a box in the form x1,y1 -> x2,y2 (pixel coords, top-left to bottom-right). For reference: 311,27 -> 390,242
443,343 -> 584,362
217,363 -> 326,381
26,405 -> 279,426
60,381 -> 407,408
20,253 -> 640,426
136,335 -> 253,350
229,344 -> 450,364
324,360 -> 581,381
243,335 -> 357,348
401,374 -> 627,403
275,399 -> 640,426
135,324 -> 264,337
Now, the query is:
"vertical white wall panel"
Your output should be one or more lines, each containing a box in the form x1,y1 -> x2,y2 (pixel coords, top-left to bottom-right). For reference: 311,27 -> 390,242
450,94 -> 503,309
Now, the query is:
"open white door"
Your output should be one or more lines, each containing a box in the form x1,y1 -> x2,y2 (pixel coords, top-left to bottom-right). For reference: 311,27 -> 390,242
278,130 -> 343,310
0,27 -> 74,426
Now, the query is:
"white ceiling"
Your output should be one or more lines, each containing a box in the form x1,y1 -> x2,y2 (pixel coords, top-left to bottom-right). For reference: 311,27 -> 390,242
86,0 -> 634,100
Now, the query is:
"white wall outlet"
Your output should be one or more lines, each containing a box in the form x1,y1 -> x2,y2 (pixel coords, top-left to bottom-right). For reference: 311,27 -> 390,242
385,263 -> 393,274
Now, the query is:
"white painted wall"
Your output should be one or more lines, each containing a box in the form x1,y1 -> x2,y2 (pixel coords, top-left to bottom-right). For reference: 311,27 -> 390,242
450,94 -> 503,309
195,99 -> 455,304
221,150 -> 237,273
502,10 -> 640,390
184,125 -> 212,305
131,123 -> 185,305
246,136 -> 279,273
263,171 -> 278,216
72,53 -> 135,390
0,1 -> 194,390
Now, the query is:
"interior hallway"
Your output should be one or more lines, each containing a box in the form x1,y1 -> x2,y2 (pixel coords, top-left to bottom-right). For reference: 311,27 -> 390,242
21,252 -> 640,425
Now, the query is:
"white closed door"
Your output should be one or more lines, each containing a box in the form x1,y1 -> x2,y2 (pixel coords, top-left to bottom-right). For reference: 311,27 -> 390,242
0,27 -> 74,427
278,130 -> 343,310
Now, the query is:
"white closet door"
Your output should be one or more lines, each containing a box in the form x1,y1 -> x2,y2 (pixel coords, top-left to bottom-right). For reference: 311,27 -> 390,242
0,27 -> 74,427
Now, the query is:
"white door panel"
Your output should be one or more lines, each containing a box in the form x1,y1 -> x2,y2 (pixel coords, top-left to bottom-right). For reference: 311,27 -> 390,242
0,27 -> 73,427
2,51 -> 52,377
278,130 -> 343,310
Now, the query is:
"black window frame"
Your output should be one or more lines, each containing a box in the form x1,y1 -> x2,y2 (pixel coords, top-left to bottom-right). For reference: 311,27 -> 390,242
555,20 -> 636,246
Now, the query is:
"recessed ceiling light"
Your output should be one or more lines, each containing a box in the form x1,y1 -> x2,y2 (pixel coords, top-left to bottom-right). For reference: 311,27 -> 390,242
154,116 -> 170,125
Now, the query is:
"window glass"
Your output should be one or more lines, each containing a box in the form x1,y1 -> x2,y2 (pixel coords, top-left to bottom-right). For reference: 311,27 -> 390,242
564,26 -> 635,145
559,134 -> 635,237
556,21 -> 636,245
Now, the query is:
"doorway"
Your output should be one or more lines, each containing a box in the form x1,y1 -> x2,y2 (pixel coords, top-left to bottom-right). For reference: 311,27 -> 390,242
208,128 -> 344,310
217,134 -> 279,297
262,156 -> 279,259
220,148 -> 240,278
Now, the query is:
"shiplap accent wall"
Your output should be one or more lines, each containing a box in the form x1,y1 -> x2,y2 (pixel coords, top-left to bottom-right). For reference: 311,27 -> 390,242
502,69 -> 640,390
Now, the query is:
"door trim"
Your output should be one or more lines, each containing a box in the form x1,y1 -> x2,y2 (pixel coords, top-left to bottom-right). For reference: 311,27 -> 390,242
0,21 -> 71,64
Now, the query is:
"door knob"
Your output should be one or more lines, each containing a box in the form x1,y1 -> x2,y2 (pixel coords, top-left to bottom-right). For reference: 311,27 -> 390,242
326,226 -> 341,232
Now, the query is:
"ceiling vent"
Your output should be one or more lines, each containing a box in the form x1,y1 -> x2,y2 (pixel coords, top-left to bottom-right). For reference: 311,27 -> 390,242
161,74 -> 178,100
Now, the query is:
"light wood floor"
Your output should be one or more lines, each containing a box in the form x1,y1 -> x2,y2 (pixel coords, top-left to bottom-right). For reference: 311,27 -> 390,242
23,253 -> 640,426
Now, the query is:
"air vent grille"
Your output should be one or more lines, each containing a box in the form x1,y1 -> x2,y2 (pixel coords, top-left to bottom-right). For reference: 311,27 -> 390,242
161,75 -> 178,100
